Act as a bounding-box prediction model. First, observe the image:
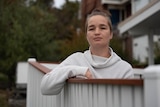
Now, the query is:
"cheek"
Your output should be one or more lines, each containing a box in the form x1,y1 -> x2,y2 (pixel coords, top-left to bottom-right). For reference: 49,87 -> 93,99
106,31 -> 113,39
86,32 -> 92,43
86,35 -> 90,43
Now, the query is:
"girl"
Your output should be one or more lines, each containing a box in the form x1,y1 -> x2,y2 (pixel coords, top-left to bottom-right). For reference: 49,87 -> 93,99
41,8 -> 134,95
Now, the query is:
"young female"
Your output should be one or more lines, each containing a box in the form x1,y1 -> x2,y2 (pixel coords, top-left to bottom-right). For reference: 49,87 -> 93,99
41,8 -> 134,95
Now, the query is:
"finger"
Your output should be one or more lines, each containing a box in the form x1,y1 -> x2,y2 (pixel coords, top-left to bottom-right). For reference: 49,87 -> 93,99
85,70 -> 92,79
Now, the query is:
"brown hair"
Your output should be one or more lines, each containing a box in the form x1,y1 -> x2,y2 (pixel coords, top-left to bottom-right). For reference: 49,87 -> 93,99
85,8 -> 112,33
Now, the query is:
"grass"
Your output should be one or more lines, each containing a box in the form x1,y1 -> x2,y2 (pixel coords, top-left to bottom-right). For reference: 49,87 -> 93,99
0,90 -> 8,107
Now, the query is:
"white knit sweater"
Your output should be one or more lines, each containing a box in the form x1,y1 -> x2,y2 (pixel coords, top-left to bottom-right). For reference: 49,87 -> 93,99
41,48 -> 133,95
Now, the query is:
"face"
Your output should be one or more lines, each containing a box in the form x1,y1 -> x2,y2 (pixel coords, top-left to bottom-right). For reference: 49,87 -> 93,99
86,15 -> 113,49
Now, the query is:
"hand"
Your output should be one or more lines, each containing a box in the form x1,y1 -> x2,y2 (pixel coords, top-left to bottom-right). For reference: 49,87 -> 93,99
85,69 -> 93,79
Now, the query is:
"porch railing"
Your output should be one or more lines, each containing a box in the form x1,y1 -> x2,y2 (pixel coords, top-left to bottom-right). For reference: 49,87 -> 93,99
27,58 -> 160,107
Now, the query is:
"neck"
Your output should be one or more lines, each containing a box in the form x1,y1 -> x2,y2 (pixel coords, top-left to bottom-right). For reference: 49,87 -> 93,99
90,46 -> 111,58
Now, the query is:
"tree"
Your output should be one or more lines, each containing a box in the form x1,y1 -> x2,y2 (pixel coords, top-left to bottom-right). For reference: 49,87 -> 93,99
59,31 -> 89,61
0,0 -> 60,87
30,0 -> 54,9
52,1 -> 80,39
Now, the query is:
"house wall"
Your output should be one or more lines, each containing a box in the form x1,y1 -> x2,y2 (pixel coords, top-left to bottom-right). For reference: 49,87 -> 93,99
131,0 -> 160,63
133,35 -> 148,63
132,0 -> 150,14
133,35 -> 160,63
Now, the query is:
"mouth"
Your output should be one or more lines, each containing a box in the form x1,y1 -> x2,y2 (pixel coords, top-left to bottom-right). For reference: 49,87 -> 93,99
93,37 -> 102,41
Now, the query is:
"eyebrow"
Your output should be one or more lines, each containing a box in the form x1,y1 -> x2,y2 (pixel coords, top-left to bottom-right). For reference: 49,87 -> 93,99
99,24 -> 108,27
88,24 -> 108,28
88,25 -> 94,28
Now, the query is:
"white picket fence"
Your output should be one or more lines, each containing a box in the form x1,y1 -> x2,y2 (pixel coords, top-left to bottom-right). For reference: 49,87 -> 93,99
27,59 -> 160,107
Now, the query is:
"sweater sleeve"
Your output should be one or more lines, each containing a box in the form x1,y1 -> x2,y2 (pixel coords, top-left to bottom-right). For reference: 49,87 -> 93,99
40,64 -> 88,95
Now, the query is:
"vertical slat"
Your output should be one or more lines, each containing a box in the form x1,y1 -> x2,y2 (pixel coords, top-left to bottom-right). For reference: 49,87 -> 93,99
134,86 -> 144,107
82,84 -> 89,107
92,84 -> 98,107
106,85 -> 113,107
120,86 -> 133,107
97,84 -> 107,107
113,85 -> 120,107
88,84 -> 93,107
78,83 -> 83,107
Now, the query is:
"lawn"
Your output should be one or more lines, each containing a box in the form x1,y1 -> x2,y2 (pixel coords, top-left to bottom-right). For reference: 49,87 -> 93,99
0,89 -> 8,107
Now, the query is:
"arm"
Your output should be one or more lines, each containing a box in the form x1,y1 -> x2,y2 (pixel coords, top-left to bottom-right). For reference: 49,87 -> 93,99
40,65 -> 88,95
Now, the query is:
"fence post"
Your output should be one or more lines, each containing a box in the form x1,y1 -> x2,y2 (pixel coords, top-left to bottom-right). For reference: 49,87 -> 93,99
144,66 -> 160,107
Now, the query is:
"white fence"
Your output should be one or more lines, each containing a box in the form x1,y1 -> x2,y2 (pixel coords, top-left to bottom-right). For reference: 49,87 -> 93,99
27,59 -> 160,107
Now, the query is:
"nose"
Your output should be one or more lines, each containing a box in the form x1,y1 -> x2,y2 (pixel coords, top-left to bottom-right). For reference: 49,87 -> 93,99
95,28 -> 100,34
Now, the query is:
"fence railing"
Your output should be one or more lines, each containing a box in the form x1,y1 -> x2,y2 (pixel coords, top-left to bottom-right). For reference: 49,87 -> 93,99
27,58 -> 160,107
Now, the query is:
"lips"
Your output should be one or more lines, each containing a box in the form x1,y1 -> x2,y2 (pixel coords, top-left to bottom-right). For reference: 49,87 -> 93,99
93,37 -> 102,41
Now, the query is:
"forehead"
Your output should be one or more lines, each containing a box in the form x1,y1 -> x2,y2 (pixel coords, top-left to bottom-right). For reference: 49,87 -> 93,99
87,15 -> 108,26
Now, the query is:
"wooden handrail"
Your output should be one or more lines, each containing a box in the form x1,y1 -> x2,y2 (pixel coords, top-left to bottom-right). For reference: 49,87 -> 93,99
29,61 -> 143,86
68,78 -> 143,86
29,61 -> 51,74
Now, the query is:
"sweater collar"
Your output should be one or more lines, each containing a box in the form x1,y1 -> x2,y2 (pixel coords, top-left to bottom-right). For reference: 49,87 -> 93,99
84,47 -> 121,68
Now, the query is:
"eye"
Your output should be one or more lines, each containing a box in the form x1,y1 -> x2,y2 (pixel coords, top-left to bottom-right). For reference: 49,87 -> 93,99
101,27 -> 106,29
88,27 -> 95,31
100,24 -> 108,30
88,28 -> 93,31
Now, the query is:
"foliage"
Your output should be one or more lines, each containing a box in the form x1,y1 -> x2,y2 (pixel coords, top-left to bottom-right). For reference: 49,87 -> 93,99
110,36 -> 126,59
32,0 -> 53,9
0,73 -> 8,82
59,31 -> 89,61
0,0 -> 60,84
0,0 -> 82,87
52,1 -> 80,39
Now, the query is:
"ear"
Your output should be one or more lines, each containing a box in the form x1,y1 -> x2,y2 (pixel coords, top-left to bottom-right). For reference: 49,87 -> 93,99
110,32 -> 113,39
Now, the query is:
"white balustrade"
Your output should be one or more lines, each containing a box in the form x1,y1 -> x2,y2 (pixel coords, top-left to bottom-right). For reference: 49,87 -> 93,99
27,59 -> 160,107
